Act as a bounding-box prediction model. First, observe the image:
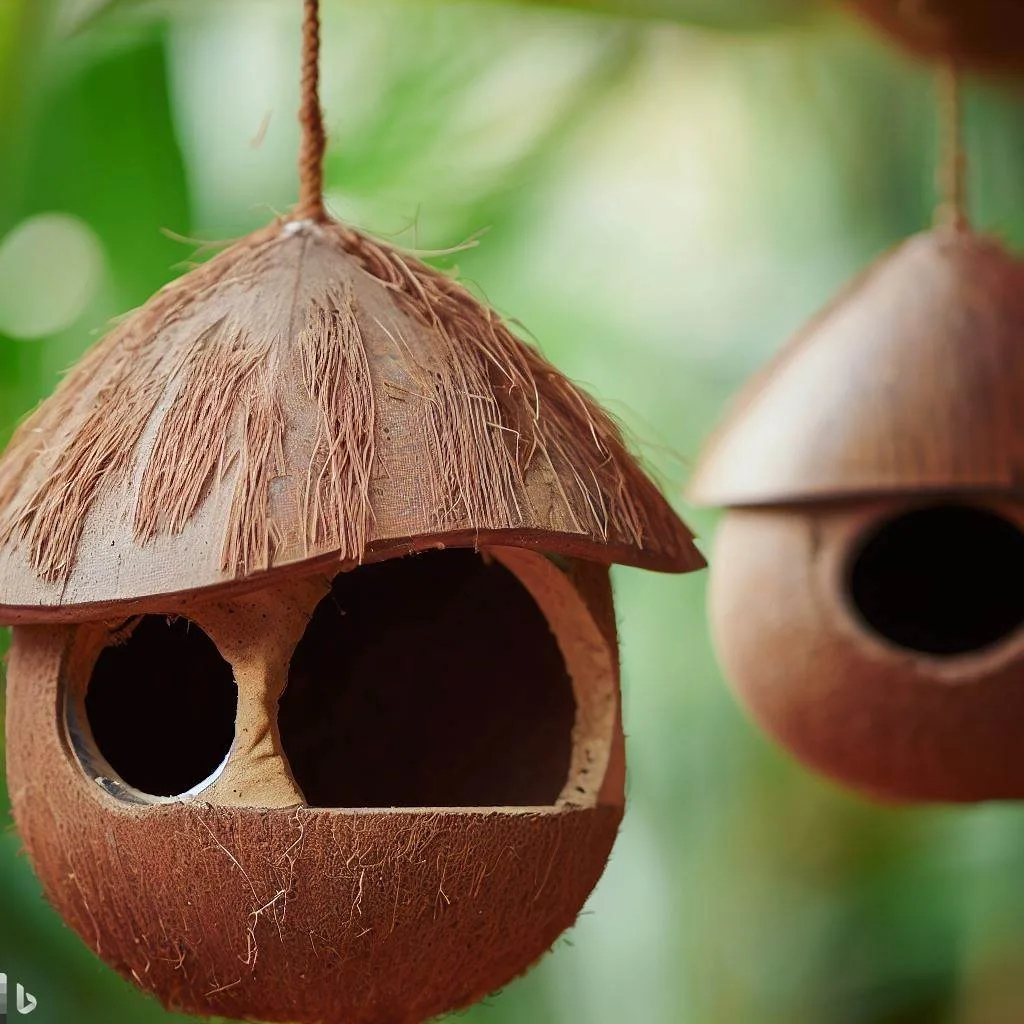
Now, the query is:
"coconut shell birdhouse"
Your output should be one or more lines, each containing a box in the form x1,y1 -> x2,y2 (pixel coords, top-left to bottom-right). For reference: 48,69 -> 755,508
689,44 -> 1024,805
0,5 -> 702,1023
690,225 -> 1024,803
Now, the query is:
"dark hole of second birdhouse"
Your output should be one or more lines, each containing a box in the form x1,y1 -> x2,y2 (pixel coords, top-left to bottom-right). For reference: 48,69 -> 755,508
84,617 -> 237,797
847,504 -> 1024,656
279,549 -> 576,808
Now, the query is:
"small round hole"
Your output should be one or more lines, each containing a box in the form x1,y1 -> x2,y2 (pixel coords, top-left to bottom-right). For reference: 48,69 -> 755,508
847,504 -> 1024,656
280,550 -> 576,808
83,617 -> 237,797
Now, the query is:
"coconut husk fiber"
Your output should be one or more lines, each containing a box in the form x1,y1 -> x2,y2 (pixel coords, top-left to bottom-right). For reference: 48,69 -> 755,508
0,216 -> 701,623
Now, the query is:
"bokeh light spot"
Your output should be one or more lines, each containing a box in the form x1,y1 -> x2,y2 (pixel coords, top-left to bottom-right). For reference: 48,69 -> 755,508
0,213 -> 106,340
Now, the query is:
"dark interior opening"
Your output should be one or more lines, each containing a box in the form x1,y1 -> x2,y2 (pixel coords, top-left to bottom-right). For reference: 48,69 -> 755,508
84,616 -> 237,797
847,504 -> 1024,656
279,549 -> 576,808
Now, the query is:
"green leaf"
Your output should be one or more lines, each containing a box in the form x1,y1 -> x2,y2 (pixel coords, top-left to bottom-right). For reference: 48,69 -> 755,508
76,0 -> 820,34
453,0 -> 818,31
16,25 -> 191,307
59,0 -> 138,36
0,0 -> 56,210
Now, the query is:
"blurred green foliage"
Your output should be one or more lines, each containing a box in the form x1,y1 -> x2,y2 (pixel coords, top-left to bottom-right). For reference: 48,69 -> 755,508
2,2 -> 1024,1023
470,0 -> 817,31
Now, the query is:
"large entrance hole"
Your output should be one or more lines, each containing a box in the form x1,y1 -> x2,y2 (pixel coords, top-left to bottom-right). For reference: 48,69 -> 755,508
83,617 -> 237,797
847,504 -> 1024,656
279,549 -> 576,808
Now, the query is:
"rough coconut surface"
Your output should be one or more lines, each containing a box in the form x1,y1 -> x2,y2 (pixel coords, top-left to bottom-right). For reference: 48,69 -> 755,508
8,622 -> 621,1024
0,218 -> 700,620
709,503 -> 1024,803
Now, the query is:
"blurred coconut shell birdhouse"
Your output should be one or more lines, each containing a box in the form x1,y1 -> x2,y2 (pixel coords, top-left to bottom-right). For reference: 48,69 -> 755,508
0,4 -> 703,1023
689,61 -> 1024,804
846,0 -> 1024,75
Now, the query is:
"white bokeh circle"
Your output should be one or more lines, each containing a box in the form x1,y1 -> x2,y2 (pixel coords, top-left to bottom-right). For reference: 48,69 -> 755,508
0,212 -> 106,340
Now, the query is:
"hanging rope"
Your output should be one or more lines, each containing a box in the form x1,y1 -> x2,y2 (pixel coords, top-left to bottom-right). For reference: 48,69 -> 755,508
935,58 -> 968,232
296,0 -> 326,221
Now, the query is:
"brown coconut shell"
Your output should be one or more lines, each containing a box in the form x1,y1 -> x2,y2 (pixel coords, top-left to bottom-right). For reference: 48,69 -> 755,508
0,216 -> 701,624
709,500 -> 1024,803
688,228 -> 1024,508
847,0 -> 1024,76
7,548 -> 626,1023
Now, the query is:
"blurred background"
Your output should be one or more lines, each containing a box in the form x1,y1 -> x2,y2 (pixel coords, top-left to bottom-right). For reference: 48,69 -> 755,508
2,1 -> 1024,1021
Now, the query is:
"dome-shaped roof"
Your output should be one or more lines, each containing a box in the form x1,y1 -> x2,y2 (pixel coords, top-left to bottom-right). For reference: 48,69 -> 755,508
689,229 -> 1024,508
0,218 -> 701,622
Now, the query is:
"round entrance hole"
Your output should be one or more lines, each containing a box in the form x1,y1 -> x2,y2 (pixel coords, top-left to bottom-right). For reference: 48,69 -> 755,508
847,504 -> 1024,656
279,549 -> 576,808
83,617 -> 237,797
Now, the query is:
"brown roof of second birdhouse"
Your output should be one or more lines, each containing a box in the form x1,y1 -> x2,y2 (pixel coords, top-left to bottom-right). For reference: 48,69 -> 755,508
688,228 -> 1024,508
0,217 -> 701,622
